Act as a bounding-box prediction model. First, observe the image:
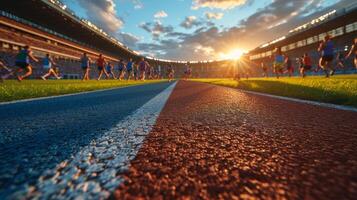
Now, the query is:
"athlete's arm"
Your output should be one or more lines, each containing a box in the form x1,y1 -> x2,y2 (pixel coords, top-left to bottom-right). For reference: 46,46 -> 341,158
318,42 -> 325,52
29,51 -> 39,62
346,44 -> 355,59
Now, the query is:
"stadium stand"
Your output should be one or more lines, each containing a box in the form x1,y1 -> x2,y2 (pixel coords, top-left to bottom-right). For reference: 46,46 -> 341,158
246,2 -> 357,76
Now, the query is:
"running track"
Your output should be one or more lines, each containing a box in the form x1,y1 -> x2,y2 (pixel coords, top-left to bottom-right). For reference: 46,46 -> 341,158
1,81 -> 357,199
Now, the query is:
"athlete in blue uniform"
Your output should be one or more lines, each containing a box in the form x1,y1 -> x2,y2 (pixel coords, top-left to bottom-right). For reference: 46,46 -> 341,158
318,35 -> 335,77
14,45 -> 39,81
273,47 -> 284,79
81,52 -> 91,81
41,54 -> 60,80
126,58 -> 133,80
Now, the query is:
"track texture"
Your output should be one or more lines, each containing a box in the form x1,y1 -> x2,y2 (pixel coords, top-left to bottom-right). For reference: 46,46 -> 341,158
114,81 -> 357,199
0,82 -> 172,198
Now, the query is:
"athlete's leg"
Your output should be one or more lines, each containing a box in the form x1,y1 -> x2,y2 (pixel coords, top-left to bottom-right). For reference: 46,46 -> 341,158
98,70 -> 103,80
21,66 -> 33,79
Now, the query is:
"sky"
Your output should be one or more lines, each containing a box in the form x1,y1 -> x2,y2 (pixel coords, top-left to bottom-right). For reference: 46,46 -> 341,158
61,0 -> 352,61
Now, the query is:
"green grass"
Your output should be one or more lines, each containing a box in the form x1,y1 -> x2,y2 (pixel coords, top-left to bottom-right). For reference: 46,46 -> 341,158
191,75 -> 357,108
0,79 -> 167,102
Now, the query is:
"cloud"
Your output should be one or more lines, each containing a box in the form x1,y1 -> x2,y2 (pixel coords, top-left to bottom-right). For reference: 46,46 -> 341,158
154,10 -> 168,18
77,0 -> 123,34
205,12 -> 224,20
132,0 -> 143,9
135,0 -> 350,61
180,16 -> 202,29
116,32 -> 141,48
192,0 -> 247,10
139,21 -> 174,37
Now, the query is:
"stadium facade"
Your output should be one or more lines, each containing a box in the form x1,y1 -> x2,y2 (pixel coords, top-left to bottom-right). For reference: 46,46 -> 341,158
0,0 -> 356,78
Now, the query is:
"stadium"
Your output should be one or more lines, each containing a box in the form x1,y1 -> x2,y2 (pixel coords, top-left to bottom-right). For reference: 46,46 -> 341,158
0,0 -> 357,199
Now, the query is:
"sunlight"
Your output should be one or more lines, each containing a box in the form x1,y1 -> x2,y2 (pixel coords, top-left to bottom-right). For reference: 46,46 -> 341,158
218,49 -> 246,60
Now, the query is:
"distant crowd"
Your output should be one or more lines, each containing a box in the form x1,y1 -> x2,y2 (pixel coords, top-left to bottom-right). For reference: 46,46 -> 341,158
262,36 -> 357,78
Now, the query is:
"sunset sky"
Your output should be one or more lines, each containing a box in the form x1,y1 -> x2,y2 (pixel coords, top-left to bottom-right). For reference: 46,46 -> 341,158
61,0 -> 352,61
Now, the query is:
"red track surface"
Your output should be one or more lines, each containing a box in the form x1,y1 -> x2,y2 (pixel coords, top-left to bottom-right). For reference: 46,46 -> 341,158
114,81 -> 357,199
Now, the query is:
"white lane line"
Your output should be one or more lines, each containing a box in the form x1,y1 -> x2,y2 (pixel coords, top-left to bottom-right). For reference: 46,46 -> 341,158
15,82 -> 177,200
239,89 -> 357,113
0,82 -> 165,106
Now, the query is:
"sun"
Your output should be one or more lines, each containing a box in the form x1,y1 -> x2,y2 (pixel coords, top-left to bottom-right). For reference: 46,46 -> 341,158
219,49 -> 246,60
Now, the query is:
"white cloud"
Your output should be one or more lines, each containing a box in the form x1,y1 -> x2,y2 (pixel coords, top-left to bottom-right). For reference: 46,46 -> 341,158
192,0 -> 247,10
205,12 -> 224,20
154,10 -> 168,18
77,0 -> 123,33
180,16 -> 202,29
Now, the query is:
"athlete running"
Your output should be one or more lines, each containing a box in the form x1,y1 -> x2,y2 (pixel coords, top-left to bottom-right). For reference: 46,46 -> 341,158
336,51 -> 345,71
167,64 -> 174,82
138,58 -> 149,81
14,45 -> 39,81
318,35 -> 335,77
106,62 -> 116,79
184,63 -> 192,80
80,52 -> 91,81
133,62 -> 138,80
273,47 -> 284,79
41,54 -> 60,80
301,53 -> 312,78
126,58 -> 133,80
96,54 -> 109,80
261,62 -> 268,77
118,59 -> 126,80
285,56 -> 294,77
346,38 -> 357,72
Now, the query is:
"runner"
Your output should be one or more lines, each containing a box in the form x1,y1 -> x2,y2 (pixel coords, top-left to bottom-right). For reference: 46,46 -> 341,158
261,62 -> 268,77
167,64 -> 174,82
345,38 -> 357,72
41,54 -> 60,80
118,59 -> 126,80
96,54 -> 109,80
80,52 -> 91,81
133,62 -> 139,80
336,51 -> 345,71
318,35 -> 335,77
138,58 -> 149,80
273,47 -> 284,79
106,62 -> 116,79
126,58 -> 133,80
301,53 -> 312,78
184,63 -> 192,80
157,65 -> 162,79
13,45 -> 39,81
285,56 -> 294,77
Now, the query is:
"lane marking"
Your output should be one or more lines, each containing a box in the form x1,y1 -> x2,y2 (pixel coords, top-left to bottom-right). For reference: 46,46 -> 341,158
14,82 -> 177,199
0,82 -> 167,106
240,89 -> 357,113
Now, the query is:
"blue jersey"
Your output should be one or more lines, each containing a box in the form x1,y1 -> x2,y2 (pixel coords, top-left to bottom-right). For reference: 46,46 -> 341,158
275,55 -> 284,63
43,57 -> 51,68
118,62 -> 125,70
16,49 -> 29,63
81,56 -> 89,67
322,41 -> 334,56
126,61 -> 133,71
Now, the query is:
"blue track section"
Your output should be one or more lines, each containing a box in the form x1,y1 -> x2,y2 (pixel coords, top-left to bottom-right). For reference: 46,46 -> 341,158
0,82 -> 172,198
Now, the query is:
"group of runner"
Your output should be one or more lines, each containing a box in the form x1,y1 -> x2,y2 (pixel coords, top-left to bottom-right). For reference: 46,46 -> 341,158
0,47 -> 178,82
267,36 -> 357,78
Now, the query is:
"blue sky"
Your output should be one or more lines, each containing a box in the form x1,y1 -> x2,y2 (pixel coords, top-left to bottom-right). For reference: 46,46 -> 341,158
61,0 -> 350,61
